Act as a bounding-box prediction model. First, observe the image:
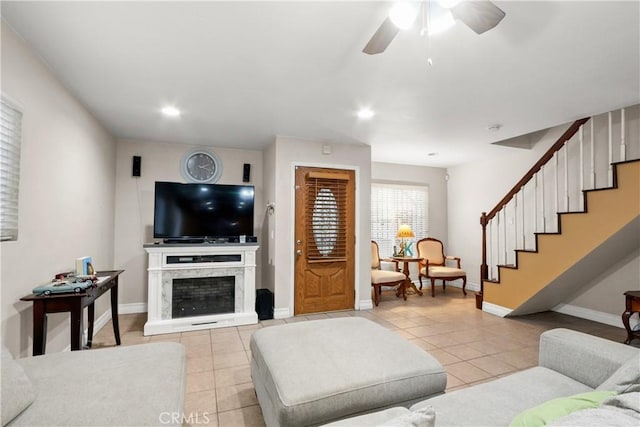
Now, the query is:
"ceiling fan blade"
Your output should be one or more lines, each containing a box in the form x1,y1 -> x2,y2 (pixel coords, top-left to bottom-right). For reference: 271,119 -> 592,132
363,16 -> 400,55
450,0 -> 506,34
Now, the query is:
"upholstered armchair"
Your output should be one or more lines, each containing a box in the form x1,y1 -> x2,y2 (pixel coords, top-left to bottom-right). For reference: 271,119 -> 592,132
416,237 -> 467,297
371,241 -> 407,306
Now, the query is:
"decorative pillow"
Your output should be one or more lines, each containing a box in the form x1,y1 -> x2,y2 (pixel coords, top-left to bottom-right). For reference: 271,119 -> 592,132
378,406 -> 436,427
509,390 -> 616,427
1,346 -> 36,425
597,353 -> 640,394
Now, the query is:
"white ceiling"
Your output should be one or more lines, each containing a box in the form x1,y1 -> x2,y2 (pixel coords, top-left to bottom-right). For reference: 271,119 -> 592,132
2,1 -> 639,167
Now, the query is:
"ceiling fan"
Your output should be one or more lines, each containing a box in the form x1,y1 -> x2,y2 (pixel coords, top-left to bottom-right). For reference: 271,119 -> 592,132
363,0 -> 506,55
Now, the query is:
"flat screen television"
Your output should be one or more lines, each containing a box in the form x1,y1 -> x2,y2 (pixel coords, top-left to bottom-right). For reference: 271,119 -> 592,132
153,181 -> 255,241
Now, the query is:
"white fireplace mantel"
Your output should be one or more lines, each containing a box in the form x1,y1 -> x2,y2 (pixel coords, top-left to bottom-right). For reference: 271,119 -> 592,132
143,243 -> 259,335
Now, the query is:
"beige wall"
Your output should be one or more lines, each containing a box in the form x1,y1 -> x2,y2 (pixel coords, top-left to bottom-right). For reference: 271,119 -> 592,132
1,22 -> 117,356
564,249 -> 640,318
268,137 -> 371,316
113,139 -> 264,306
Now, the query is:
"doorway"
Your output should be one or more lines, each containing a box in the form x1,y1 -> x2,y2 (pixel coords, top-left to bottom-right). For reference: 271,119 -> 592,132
294,166 -> 356,315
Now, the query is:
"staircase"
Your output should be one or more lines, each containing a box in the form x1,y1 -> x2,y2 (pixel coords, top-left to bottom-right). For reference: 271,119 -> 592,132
478,106 -> 640,315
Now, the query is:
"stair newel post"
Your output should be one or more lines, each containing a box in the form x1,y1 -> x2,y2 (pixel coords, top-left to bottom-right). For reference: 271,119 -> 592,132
479,212 -> 488,310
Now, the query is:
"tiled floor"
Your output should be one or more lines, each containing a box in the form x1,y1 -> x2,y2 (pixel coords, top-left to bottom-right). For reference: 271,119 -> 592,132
92,287 -> 633,426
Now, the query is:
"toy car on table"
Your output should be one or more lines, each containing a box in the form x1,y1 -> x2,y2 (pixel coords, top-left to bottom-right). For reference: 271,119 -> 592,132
32,276 -> 98,296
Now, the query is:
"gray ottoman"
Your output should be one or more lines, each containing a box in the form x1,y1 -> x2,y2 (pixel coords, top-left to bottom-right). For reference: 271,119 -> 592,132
250,317 -> 446,427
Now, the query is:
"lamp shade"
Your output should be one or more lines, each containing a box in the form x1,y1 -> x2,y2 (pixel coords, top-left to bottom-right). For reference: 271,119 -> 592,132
396,224 -> 415,238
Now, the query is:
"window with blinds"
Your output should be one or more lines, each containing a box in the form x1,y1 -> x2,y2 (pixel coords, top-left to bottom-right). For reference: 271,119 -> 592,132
371,183 -> 429,258
305,173 -> 348,261
1,98 -> 22,241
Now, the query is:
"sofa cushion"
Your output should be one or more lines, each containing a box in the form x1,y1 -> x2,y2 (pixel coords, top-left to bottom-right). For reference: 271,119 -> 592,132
411,366 -> 592,427
10,343 -> 186,426
1,347 -> 35,426
539,328 -> 639,389
509,390 -> 616,427
597,353 -> 640,394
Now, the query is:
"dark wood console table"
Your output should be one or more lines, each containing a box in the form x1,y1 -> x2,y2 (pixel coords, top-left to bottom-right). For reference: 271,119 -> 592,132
622,290 -> 640,345
21,270 -> 124,355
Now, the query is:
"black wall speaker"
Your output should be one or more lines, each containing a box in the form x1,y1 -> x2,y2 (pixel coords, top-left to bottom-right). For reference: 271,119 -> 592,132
242,163 -> 251,183
132,156 -> 141,177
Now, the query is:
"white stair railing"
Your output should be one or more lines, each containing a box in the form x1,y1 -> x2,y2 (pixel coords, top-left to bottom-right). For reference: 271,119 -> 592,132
482,106 -> 637,283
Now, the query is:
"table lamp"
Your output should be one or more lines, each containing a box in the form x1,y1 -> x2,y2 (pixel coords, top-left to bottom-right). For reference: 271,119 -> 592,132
396,224 -> 414,256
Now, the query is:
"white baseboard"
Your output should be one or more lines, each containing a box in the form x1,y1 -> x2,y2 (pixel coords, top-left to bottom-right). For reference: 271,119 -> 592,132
482,302 -> 512,317
118,303 -> 147,314
416,279 -> 480,293
273,307 -> 291,319
464,281 -> 481,292
552,303 -> 632,329
359,299 -> 373,310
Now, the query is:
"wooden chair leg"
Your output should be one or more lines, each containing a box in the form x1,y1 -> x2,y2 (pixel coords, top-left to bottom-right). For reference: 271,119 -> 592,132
418,276 -> 423,290
430,278 -> 436,297
372,285 -> 379,306
462,276 -> 467,296
443,280 -> 446,293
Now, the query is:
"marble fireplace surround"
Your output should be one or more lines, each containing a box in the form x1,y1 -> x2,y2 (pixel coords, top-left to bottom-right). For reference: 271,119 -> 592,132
143,243 -> 259,335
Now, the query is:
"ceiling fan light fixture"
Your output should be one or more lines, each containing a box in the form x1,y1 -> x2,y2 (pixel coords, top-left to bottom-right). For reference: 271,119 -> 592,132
428,8 -> 456,35
389,1 -> 420,30
438,0 -> 463,9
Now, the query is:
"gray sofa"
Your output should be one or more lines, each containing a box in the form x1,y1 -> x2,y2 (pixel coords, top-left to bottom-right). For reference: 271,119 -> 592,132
328,328 -> 640,426
1,342 -> 186,426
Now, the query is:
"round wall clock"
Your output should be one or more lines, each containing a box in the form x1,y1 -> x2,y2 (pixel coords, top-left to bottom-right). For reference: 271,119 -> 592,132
180,149 -> 223,183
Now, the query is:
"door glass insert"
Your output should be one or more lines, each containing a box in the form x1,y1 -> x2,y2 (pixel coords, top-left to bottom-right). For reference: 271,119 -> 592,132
312,188 -> 338,255
305,175 -> 348,260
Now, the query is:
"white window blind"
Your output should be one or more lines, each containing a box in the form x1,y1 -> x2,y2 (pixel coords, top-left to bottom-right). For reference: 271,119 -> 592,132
371,183 -> 429,258
1,98 -> 22,241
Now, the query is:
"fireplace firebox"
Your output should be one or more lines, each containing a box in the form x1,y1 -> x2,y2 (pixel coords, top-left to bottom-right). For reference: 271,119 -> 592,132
172,276 -> 235,318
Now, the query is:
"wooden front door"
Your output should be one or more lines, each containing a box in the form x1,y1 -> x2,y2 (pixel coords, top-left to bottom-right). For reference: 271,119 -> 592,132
294,166 -> 355,315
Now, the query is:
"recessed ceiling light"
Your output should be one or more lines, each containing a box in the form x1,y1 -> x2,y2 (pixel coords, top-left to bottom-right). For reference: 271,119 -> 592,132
161,106 -> 181,117
427,152 -> 439,156
357,108 -> 375,119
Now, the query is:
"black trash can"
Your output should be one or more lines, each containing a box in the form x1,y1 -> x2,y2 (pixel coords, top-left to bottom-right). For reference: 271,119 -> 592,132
255,289 -> 274,320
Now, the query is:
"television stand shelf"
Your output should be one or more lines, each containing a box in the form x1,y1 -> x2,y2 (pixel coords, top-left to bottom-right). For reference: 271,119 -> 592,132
143,243 -> 259,335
